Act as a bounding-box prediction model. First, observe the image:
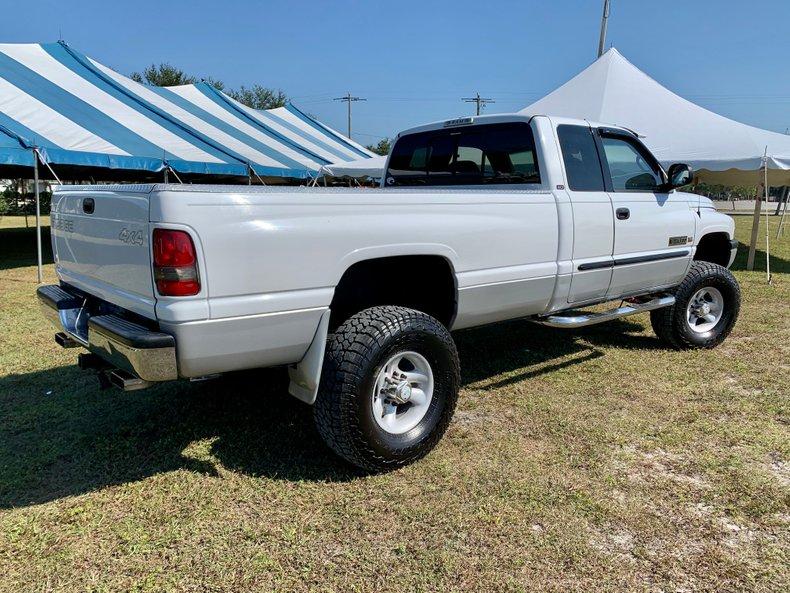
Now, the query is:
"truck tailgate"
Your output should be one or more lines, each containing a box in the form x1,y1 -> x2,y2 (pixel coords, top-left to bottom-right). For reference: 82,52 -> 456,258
51,188 -> 157,319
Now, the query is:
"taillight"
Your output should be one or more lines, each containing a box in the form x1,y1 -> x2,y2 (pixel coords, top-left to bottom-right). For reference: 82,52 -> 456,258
152,229 -> 200,296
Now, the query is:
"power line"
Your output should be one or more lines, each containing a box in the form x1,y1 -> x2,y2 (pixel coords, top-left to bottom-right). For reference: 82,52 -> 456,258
461,92 -> 495,116
333,92 -> 366,139
354,131 -> 390,139
289,92 -> 344,100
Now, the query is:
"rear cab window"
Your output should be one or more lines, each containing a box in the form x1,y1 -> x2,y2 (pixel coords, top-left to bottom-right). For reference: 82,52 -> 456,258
386,122 -> 540,187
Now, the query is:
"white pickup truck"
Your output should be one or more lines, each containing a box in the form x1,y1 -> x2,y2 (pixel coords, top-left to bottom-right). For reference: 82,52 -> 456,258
39,114 -> 741,471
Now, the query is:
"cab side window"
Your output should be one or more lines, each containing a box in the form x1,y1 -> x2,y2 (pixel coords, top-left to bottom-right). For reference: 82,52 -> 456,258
557,125 -> 605,191
386,123 -> 540,186
600,135 -> 663,191
387,134 -> 429,185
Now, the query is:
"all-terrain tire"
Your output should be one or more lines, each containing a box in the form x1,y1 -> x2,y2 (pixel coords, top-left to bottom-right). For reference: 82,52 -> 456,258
314,306 -> 460,472
650,261 -> 740,349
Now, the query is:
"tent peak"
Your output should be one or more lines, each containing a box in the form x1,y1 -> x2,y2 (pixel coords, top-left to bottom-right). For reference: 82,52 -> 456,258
597,46 -> 633,69
519,45 -> 790,184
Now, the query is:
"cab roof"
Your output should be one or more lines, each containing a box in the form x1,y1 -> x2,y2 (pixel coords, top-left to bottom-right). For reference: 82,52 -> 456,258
396,113 -> 642,138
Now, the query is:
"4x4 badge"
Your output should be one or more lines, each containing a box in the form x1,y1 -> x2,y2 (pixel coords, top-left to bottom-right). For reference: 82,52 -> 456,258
118,228 -> 144,246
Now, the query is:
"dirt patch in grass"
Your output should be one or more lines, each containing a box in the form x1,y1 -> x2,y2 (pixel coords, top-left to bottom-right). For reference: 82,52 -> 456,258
628,448 -> 711,490
765,453 -> 790,488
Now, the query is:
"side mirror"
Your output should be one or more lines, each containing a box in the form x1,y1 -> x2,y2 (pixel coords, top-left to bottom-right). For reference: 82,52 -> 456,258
665,163 -> 693,190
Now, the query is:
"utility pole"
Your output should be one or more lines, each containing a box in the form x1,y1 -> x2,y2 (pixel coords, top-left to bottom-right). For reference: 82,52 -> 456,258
333,92 -> 366,139
597,0 -> 611,57
461,92 -> 495,116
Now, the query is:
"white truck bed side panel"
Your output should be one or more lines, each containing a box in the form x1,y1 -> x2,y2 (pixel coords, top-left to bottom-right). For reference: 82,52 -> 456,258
150,187 -> 561,332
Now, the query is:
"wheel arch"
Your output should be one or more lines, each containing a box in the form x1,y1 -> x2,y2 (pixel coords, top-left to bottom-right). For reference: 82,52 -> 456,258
694,231 -> 732,268
328,253 -> 459,331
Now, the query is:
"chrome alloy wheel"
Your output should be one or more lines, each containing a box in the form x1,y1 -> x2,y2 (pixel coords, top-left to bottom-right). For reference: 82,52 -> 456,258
372,351 -> 434,435
686,287 -> 724,333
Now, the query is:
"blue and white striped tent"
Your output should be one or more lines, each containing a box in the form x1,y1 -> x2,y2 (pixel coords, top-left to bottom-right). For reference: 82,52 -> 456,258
0,41 -> 374,181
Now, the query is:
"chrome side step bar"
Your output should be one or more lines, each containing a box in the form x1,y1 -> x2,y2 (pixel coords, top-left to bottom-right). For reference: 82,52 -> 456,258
536,295 -> 675,329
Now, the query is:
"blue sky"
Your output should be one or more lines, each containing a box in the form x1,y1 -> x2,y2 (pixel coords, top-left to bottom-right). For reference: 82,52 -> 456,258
2,0 -> 788,145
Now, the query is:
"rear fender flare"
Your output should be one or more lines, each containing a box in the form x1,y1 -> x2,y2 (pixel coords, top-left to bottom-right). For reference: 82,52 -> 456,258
334,243 -> 459,282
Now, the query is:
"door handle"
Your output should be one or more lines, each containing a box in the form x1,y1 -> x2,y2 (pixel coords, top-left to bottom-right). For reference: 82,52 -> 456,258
616,207 -> 630,220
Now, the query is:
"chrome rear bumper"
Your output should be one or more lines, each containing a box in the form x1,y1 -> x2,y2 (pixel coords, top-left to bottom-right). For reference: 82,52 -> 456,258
37,284 -> 178,382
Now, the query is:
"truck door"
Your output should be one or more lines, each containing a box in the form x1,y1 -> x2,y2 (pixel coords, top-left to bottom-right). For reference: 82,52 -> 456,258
556,124 -> 614,303
595,128 -> 696,297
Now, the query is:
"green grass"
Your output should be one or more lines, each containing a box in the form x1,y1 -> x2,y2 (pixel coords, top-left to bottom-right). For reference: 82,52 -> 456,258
0,214 -> 51,227
0,215 -> 787,592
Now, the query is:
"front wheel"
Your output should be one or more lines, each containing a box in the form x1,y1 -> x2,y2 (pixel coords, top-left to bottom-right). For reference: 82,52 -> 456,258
650,261 -> 741,349
314,306 -> 460,472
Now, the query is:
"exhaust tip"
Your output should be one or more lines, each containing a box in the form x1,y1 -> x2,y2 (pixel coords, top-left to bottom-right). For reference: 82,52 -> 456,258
107,369 -> 152,392
55,332 -> 79,348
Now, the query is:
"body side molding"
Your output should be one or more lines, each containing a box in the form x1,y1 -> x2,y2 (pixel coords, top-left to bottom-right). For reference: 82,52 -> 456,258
578,249 -> 690,271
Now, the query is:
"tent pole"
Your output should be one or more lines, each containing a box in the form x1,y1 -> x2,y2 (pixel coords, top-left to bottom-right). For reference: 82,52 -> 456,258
597,0 -> 611,57
764,160 -> 771,284
746,182 -> 762,271
35,149 -> 62,185
33,149 -> 43,284
167,166 -> 184,184
774,185 -> 786,215
249,167 -> 266,186
777,187 -> 788,238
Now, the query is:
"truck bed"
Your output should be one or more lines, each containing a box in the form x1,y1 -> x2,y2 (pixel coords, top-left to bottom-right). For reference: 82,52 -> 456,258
50,183 -> 561,377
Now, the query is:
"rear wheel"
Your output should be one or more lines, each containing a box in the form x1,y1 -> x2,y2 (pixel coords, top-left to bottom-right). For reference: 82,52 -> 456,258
314,306 -> 460,472
650,261 -> 740,349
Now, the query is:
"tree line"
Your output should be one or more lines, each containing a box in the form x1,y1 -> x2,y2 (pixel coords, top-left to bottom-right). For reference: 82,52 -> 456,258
130,63 -> 288,111
130,63 -> 391,155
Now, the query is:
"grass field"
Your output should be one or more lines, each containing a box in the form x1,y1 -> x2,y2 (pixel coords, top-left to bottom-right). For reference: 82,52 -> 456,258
0,214 -> 787,592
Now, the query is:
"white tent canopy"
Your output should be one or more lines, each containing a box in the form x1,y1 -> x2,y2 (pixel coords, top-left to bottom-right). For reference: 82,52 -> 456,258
301,48 -> 790,187
520,48 -> 790,186
318,154 -> 387,179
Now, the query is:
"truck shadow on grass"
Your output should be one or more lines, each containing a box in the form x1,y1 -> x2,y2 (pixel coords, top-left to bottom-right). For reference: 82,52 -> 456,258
0,226 -> 54,271
0,318 -> 658,508
730,243 -> 789,274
